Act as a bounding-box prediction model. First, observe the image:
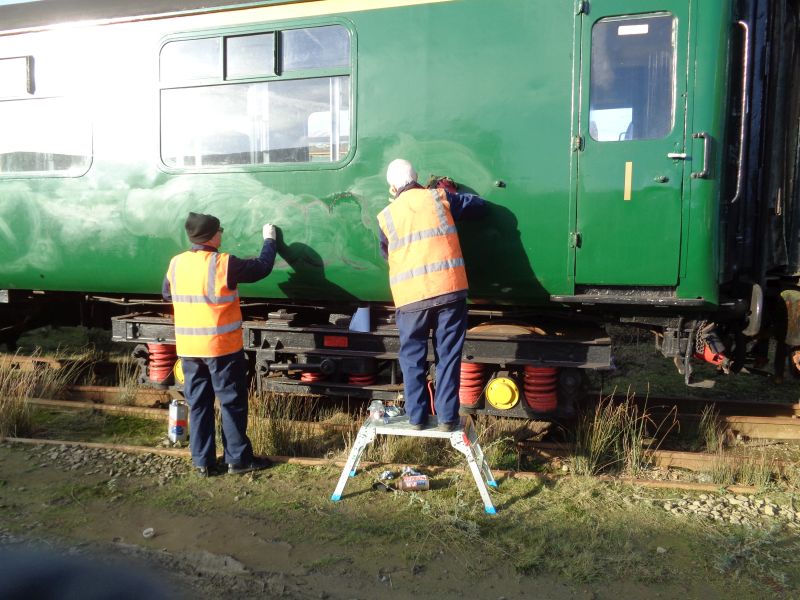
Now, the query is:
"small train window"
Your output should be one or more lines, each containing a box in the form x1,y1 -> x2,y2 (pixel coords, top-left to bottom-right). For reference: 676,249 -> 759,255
0,56 -> 33,97
282,25 -> 349,71
0,97 -> 91,176
160,38 -> 220,82
225,33 -> 276,79
589,14 -> 675,142
159,24 -> 351,170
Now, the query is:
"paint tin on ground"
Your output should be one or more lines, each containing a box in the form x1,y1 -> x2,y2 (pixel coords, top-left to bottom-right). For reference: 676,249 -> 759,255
168,399 -> 188,443
397,474 -> 430,491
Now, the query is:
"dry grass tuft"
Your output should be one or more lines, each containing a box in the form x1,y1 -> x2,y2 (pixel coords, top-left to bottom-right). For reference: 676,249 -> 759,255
573,390 -> 676,476
113,354 -> 142,406
248,389 -> 344,457
0,349 -> 91,437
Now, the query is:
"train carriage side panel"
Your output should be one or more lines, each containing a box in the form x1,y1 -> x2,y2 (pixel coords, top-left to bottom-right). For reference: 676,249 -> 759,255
0,0 -> 577,308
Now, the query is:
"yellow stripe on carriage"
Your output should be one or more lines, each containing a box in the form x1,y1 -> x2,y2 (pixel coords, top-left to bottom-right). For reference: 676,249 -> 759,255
624,161 -> 633,201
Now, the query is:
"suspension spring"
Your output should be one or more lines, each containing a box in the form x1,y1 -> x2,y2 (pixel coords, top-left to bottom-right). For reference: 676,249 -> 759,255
300,371 -> 325,383
348,373 -> 377,386
523,366 -> 558,413
146,343 -> 177,385
459,362 -> 486,407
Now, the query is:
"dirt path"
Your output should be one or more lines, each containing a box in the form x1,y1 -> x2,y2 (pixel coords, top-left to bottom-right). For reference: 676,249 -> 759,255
0,442 -> 790,599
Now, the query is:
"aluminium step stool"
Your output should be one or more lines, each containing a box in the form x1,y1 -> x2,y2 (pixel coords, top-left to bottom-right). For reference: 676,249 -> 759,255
330,414 -> 498,514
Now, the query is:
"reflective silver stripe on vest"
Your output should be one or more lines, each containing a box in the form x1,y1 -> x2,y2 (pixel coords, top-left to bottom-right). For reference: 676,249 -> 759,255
388,224 -> 457,251
171,294 -> 219,303
387,189 -> 455,252
206,253 -> 238,303
380,206 -> 399,245
389,257 -> 465,285
168,259 -> 177,292
174,320 -> 243,336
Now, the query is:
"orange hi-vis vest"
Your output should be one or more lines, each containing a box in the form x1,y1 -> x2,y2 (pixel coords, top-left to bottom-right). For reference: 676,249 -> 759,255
166,250 -> 243,357
377,187 -> 468,308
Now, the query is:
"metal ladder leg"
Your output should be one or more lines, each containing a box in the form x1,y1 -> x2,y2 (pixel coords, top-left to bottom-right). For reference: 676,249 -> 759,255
450,431 -> 497,514
464,420 -> 498,488
348,425 -> 376,477
331,423 -> 375,502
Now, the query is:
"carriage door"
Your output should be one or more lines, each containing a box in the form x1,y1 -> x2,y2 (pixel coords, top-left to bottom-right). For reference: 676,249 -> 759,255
575,4 -> 689,286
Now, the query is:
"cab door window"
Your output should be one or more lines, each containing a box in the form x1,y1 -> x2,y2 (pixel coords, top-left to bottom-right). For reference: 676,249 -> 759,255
589,14 -> 676,142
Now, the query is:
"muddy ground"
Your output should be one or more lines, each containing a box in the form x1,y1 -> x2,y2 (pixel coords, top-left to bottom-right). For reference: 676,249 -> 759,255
4,326 -> 800,598
1,440 -> 798,600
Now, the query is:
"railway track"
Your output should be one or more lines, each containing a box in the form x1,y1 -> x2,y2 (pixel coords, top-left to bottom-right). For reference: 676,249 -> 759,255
517,440 -> 792,475
6,353 -> 799,432
33,384 -> 800,441
1,436 -> 764,496
609,393 -> 800,441
14,384 -> 800,480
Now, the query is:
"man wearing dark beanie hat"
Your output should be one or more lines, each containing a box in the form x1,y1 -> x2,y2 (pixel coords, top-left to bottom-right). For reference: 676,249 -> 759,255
163,213 -> 278,476
184,212 -> 221,244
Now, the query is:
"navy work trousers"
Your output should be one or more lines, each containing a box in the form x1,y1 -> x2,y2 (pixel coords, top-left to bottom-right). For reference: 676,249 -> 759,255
396,299 -> 467,426
181,350 -> 253,468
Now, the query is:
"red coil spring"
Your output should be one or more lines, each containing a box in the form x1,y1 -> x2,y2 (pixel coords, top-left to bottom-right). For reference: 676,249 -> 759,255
523,366 -> 558,413
459,362 -> 486,407
300,371 -> 325,382
348,373 -> 376,386
147,343 -> 176,384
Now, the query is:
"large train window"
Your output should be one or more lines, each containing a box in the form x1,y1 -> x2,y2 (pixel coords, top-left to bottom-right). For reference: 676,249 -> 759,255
159,24 -> 351,169
0,97 -> 91,176
588,14 -> 675,142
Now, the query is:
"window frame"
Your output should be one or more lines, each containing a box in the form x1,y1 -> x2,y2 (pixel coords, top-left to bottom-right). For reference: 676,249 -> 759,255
587,12 -> 677,144
157,18 -> 356,174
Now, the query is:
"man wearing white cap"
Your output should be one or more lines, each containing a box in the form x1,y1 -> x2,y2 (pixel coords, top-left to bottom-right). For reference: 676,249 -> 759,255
377,159 -> 487,431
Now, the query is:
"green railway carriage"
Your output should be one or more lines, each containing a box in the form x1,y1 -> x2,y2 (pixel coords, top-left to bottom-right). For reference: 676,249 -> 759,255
0,0 -> 797,414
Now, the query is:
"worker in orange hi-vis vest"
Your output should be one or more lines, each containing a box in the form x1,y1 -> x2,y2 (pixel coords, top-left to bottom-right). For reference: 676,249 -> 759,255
377,159 -> 487,432
163,212 -> 277,477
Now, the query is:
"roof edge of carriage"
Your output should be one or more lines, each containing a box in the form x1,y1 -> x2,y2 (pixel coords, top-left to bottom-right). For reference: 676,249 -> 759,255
0,0 -> 313,36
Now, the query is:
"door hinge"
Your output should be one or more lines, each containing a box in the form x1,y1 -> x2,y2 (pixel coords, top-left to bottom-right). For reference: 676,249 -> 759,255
572,135 -> 584,152
569,232 -> 582,248
575,1 -> 589,15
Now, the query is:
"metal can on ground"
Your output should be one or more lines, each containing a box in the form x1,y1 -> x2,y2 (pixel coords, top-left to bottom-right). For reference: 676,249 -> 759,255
168,399 -> 189,443
397,474 -> 430,491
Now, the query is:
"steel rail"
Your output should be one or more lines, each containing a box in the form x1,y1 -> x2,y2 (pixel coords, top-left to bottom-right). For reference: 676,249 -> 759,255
1,436 -> 763,495
24,386 -> 800,443
3,353 -> 797,418
22,393 -> 798,480
517,441 -> 790,474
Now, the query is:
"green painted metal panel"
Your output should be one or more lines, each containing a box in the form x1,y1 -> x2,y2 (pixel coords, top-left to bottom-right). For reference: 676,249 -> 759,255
0,0 -> 579,306
575,1 -> 690,286
675,0 -> 732,305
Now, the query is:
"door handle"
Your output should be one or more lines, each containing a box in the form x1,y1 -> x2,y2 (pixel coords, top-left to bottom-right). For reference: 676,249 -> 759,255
691,132 -> 711,179
731,20 -> 751,204
667,152 -> 687,159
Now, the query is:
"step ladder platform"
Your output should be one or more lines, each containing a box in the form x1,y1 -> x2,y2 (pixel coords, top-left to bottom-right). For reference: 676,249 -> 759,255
369,414 -> 462,438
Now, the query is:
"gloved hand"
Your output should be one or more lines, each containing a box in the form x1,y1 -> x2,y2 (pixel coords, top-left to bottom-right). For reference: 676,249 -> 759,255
262,223 -> 276,241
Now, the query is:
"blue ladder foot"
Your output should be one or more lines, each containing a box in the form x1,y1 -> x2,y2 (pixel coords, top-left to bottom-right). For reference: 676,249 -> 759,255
331,494 -> 341,502
487,480 -> 498,488
348,470 -> 357,477
484,506 -> 497,515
